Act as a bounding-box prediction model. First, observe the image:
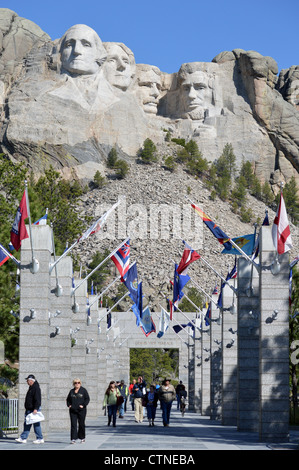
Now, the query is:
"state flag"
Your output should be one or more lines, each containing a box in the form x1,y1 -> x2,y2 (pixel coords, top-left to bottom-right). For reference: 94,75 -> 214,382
221,234 -> 255,256
177,240 -> 200,275
191,203 -> 232,250
10,191 -> 29,251
157,307 -> 170,338
272,191 -> 293,254
111,239 -> 130,281
140,306 -> 156,337
0,243 -> 9,266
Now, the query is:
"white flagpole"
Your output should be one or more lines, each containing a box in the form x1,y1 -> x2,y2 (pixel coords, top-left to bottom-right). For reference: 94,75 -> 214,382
49,197 -> 124,274
99,291 -> 130,322
89,261 -> 136,308
186,196 -> 260,271
0,243 -> 20,267
71,237 -> 129,296
24,180 -> 39,274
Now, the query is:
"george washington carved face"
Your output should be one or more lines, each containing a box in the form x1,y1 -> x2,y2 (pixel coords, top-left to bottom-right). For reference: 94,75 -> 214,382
60,24 -> 106,76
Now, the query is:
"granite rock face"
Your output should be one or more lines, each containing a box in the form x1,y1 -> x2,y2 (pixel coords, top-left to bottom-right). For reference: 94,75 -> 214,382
0,9 -> 298,191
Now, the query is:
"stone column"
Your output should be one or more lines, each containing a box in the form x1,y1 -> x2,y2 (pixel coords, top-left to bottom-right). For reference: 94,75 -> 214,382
85,294 -> 99,419
18,225 -> 52,438
70,277 -> 87,387
201,307 -> 211,415
97,307 -> 109,414
221,281 -> 238,426
193,318 -> 202,413
210,293 -> 222,420
237,257 -> 260,432
49,255 -> 73,432
259,226 -> 290,442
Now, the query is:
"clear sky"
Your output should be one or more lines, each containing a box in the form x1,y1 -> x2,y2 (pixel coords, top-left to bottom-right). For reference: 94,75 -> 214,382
4,0 -> 298,75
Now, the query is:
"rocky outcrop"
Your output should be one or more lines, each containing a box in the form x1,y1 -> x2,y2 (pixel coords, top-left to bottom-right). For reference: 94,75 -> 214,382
0,9 -> 298,194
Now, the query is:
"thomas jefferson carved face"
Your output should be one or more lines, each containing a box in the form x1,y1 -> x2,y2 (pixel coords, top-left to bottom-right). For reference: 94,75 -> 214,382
103,43 -> 135,91
60,25 -> 105,76
136,65 -> 162,114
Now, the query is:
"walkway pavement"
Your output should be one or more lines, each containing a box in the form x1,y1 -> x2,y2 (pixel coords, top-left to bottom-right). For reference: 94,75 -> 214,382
1,408 -> 298,452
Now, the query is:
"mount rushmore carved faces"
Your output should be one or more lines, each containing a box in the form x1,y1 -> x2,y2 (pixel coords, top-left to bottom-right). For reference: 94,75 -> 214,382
103,43 -> 136,92
135,64 -> 162,114
59,24 -> 106,76
178,63 -> 215,120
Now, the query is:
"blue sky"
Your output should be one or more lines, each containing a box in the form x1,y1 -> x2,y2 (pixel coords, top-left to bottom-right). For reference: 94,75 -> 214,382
4,0 -> 298,74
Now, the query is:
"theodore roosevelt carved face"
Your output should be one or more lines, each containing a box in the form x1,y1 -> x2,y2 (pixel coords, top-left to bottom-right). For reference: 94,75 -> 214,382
59,24 -> 106,76
135,64 -> 162,114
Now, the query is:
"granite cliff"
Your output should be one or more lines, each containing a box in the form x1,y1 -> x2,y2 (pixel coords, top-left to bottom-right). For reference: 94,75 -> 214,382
1,8 -> 299,305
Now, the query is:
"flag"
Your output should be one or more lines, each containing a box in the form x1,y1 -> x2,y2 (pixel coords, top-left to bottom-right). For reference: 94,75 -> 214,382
0,243 -> 9,266
33,211 -> 48,225
173,264 -> 190,308
177,240 -> 200,275
10,190 -> 29,251
78,212 -> 109,241
217,259 -> 237,308
168,299 -> 174,320
111,239 -> 130,281
191,203 -> 232,250
140,306 -> 156,336
173,322 -> 195,334
204,302 -> 211,326
221,234 -> 255,256
107,312 -> 112,329
290,255 -> 299,269
289,268 -> 293,306
124,262 -> 139,305
251,212 -> 270,260
131,282 -> 143,326
272,191 -> 293,254
157,307 -> 170,338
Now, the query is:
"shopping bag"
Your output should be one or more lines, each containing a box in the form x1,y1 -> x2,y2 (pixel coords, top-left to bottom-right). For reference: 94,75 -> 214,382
25,411 -> 45,424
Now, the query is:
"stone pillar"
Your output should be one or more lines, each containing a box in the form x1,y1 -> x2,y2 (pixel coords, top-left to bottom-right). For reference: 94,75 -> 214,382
237,257 -> 260,432
221,281 -> 238,426
259,226 -> 290,442
201,307 -> 211,415
97,307 -> 109,414
85,294 -> 99,419
193,318 -> 202,413
18,225 -> 52,438
49,255 -> 73,431
70,277 -> 87,386
210,294 -> 222,420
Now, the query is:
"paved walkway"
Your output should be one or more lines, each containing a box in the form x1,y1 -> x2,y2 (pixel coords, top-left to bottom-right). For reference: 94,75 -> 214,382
1,409 -> 298,452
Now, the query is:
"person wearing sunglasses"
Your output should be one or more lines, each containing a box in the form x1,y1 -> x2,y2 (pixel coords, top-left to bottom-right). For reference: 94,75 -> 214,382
66,378 -> 90,444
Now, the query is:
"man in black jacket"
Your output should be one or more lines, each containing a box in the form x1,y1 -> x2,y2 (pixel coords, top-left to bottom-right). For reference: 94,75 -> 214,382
15,374 -> 44,444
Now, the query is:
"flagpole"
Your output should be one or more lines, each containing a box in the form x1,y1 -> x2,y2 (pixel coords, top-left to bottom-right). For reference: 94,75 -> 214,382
158,305 -> 192,341
188,276 -> 218,307
0,243 -> 20,267
199,255 -> 238,294
24,180 -> 39,274
186,196 -> 260,271
71,237 -> 129,296
50,223 -> 63,297
89,261 -> 137,308
99,291 -> 130,322
49,197 -> 124,274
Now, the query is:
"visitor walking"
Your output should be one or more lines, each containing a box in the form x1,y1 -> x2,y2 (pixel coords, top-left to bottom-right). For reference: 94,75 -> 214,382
176,380 -> 186,410
103,381 -> 121,427
129,379 -> 136,410
15,374 -> 44,444
66,378 -> 90,444
144,385 -> 159,426
158,378 -> 176,427
118,380 -> 128,417
132,375 -> 146,423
